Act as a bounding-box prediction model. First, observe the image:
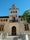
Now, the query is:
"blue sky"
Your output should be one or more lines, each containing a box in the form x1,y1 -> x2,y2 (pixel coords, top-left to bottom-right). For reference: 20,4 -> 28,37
0,0 -> 30,16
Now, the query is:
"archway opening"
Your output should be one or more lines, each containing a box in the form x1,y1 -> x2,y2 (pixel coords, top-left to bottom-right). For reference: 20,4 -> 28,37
12,26 -> 16,35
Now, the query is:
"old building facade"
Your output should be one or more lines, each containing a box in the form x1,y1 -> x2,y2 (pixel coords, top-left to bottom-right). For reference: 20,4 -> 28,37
0,4 -> 30,40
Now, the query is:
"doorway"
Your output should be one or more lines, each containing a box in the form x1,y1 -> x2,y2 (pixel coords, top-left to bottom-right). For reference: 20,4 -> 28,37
12,26 -> 16,35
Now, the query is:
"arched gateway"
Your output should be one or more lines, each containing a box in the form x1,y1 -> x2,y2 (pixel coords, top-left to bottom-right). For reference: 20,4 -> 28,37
12,26 -> 16,35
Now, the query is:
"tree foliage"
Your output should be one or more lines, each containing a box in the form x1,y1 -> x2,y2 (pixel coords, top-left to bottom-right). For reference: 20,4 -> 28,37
22,10 -> 30,23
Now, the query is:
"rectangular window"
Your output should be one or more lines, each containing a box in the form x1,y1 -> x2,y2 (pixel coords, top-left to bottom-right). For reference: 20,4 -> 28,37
24,24 -> 29,31
0,25 -> 4,31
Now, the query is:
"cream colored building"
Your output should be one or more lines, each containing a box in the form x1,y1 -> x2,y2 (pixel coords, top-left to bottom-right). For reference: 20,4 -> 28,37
0,4 -> 30,40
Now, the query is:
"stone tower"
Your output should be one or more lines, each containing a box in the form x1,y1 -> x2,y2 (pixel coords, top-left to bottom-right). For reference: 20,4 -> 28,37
4,4 -> 20,36
9,4 -> 19,22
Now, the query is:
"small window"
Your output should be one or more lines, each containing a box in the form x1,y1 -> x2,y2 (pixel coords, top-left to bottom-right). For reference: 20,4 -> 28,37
1,19 -> 2,21
24,24 -> 29,31
6,19 -> 7,21
4,19 -> 5,21
0,27 -> 1,31
21,18 -> 22,21
0,25 -> 4,31
26,24 -> 29,30
16,11 -> 17,13
11,11 -> 12,13
24,24 -> 26,31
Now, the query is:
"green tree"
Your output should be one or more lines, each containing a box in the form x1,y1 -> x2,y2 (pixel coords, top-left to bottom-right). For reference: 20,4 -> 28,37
27,15 -> 30,23
22,10 -> 30,23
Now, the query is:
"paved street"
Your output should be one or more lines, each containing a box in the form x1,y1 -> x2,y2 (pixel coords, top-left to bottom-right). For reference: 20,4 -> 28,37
0,34 -> 30,40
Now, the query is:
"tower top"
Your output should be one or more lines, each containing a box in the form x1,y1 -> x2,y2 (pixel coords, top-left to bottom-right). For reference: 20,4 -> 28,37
12,4 -> 16,9
9,4 -> 19,10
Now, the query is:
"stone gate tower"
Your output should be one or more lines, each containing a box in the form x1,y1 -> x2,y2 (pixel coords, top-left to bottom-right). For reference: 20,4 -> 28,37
4,4 -> 20,36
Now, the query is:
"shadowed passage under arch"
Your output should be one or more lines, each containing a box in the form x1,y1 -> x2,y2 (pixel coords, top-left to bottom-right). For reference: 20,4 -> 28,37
12,26 -> 16,35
